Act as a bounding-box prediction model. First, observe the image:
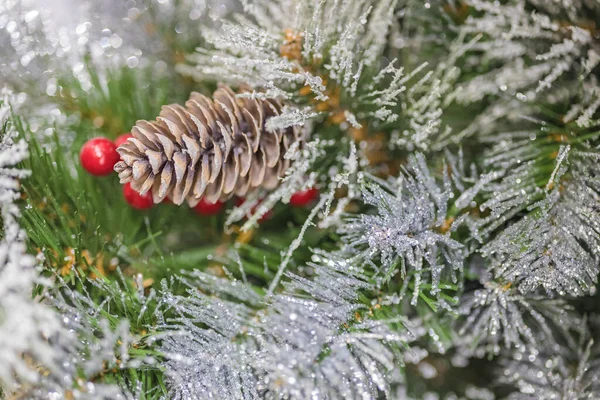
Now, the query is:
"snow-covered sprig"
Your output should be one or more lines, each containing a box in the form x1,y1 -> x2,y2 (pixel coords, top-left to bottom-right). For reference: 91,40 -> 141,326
35,275 -> 147,399
456,0 -> 600,125
159,248 -> 407,400
499,339 -> 600,400
456,280 -> 580,357
386,60 -> 462,151
480,146 -> 600,296
342,153 -> 466,307
0,90 -> 62,394
566,81 -> 600,128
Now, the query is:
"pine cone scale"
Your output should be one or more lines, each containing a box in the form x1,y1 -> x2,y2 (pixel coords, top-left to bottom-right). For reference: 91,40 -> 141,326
223,159 -> 239,194
203,172 -> 224,203
131,160 -> 148,181
135,122 -> 162,151
243,109 -> 262,153
236,135 -> 253,176
173,152 -> 188,185
249,151 -> 266,187
157,116 -> 185,146
159,164 -> 173,198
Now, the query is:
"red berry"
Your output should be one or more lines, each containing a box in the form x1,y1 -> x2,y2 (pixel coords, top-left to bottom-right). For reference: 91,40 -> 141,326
80,137 -> 120,176
193,198 -> 224,216
123,183 -> 154,209
290,187 -> 319,207
114,133 -> 133,148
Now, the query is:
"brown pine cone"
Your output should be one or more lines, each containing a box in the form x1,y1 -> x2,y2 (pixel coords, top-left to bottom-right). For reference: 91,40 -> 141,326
114,85 -> 302,206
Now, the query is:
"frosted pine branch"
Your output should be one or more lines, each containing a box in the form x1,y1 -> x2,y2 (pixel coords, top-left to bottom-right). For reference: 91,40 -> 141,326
481,147 -> 600,297
457,0 -> 600,124
457,280 -> 580,357
0,91 -> 61,394
180,0 -> 448,134
499,340 -> 600,399
0,92 -> 136,399
342,154 -> 465,306
159,249 -> 407,400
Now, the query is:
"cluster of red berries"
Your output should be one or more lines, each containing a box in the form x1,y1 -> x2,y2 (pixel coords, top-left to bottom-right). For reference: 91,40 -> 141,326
80,134 -> 155,209
80,136 -> 319,215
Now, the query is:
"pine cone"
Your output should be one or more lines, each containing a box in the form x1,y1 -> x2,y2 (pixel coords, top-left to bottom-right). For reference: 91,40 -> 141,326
114,85 -> 302,206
